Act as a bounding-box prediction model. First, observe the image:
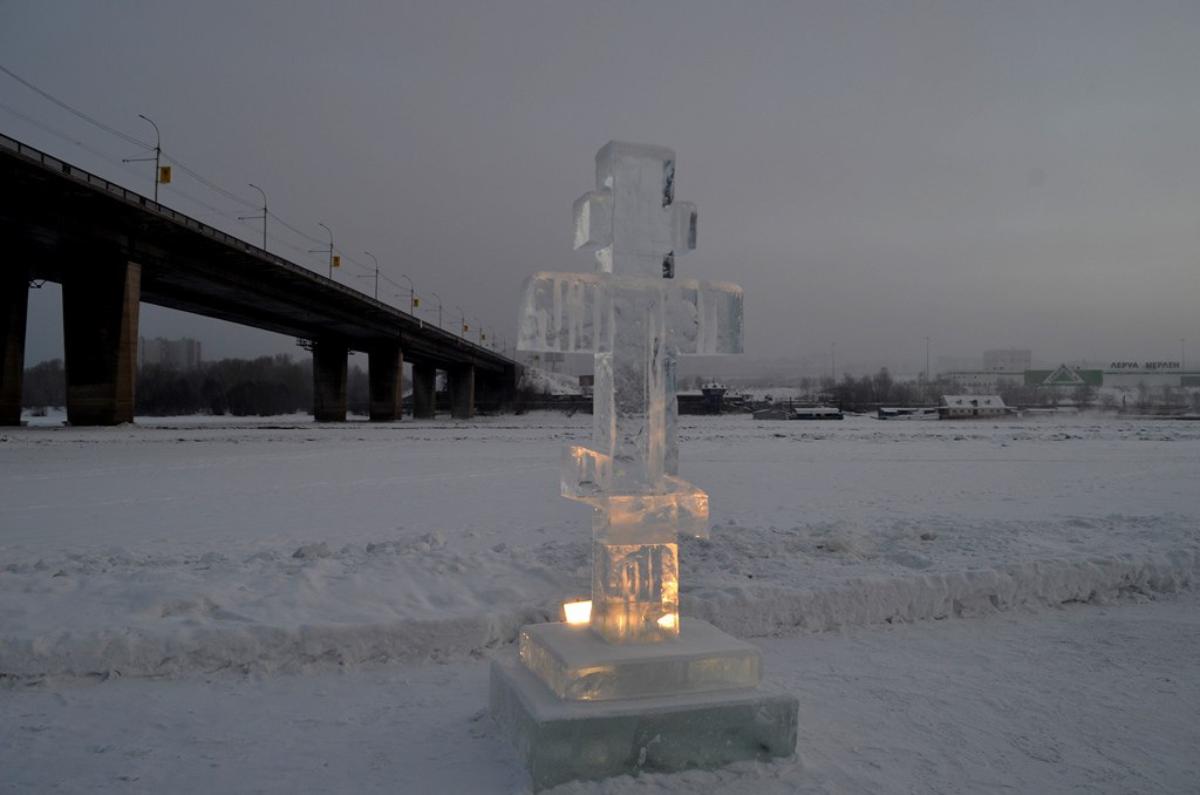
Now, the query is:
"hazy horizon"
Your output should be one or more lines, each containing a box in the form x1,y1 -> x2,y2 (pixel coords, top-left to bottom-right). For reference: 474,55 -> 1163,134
4,1 -> 1198,376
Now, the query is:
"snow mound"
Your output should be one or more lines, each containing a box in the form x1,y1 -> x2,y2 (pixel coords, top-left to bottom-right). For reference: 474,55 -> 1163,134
687,550 -> 1196,636
1,545 -> 1192,680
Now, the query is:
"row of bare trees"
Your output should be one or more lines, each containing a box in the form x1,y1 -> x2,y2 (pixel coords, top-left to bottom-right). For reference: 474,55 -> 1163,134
22,355 -> 372,416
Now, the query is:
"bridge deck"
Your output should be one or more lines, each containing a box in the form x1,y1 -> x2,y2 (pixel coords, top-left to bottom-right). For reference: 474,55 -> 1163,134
0,133 -> 512,372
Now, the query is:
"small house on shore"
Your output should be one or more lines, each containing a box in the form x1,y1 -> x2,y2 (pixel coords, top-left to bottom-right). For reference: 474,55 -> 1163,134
938,394 -> 1015,419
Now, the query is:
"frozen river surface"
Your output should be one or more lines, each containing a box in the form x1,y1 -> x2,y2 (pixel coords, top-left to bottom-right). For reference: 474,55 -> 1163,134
4,412 -> 1196,558
1,412 -> 1197,792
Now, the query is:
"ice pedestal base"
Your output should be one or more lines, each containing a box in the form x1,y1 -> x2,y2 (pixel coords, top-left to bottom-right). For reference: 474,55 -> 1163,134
490,651 -> 798,792
520,618 -> 761,701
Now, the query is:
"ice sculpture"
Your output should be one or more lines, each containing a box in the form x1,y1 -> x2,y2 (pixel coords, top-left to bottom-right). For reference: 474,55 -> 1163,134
518,141 -> 743,645
494,143 -> 794,791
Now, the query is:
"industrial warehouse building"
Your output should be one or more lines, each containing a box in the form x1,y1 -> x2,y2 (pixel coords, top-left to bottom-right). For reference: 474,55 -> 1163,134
1024,362 -> 1198,390
943,355 -> 1198,393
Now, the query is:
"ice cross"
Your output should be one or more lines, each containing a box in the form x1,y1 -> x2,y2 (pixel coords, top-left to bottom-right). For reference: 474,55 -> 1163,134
518,141 -> 743,644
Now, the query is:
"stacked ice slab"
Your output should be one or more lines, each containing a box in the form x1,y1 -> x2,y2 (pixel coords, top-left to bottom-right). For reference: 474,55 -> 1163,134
490,641 -> 798,792
519,618 -> 761,701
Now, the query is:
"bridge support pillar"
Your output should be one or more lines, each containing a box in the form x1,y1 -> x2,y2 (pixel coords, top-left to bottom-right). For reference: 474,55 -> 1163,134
412,363 -> 436,419
312,340 -> 348,422
63,259 -> 140,425
1,266 -> 29,426
449,364 -> 475,420
368,342 -> 404,421
477,365 -> 518,414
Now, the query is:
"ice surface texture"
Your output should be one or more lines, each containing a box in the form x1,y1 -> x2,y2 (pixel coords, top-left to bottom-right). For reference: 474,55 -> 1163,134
519,618 -> 761,702
517,141 -> 743,643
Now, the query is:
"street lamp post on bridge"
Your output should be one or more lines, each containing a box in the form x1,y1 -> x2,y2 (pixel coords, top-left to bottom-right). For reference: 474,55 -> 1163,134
429,292 -> 444,328
398,274 -> 417,314
309,223 -> 335,278
239,183 -> 268,251
121,114 -> 163,202
362,251 -> 380,299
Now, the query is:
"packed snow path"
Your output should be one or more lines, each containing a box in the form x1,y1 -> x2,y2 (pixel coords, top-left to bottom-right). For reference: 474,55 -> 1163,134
3,592 -> 1197,793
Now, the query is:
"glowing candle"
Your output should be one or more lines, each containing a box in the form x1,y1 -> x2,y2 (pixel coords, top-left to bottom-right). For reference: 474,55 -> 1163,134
563,600 -> 592,625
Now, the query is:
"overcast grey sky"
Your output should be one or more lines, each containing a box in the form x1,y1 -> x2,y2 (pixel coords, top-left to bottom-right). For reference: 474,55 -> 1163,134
3,1 -> 1198,375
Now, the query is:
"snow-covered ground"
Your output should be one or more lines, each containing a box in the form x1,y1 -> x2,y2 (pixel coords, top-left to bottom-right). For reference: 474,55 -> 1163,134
4,593 -> 1197,793
2,411 -> 1198,791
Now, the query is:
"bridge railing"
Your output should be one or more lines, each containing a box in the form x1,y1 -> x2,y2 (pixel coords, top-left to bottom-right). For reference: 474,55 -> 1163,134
3,131 -> 264,248
3,131 -> 509,361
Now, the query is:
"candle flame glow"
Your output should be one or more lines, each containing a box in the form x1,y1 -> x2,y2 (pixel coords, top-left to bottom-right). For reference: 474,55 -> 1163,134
563,600 -> 592,625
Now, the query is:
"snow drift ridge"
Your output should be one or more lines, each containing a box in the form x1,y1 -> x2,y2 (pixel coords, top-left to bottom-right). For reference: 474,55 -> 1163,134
2,550 -> 1193,680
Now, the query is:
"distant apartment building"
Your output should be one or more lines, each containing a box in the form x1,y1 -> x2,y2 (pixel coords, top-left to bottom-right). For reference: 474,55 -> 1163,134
139,337 -> 202,370
983,349 -> 1032,372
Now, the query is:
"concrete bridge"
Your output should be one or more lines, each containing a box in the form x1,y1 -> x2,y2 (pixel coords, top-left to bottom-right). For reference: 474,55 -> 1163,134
0,133 -> 518,426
